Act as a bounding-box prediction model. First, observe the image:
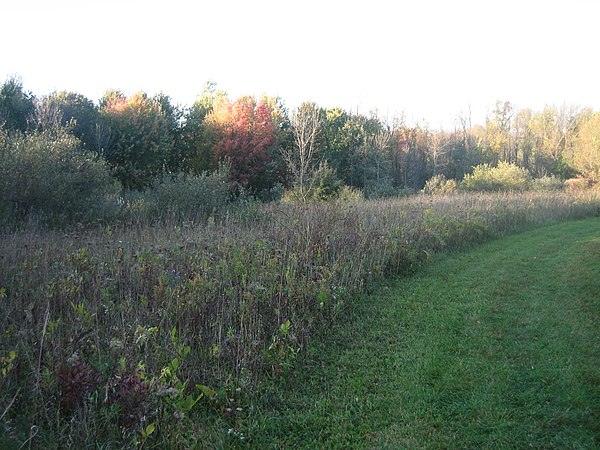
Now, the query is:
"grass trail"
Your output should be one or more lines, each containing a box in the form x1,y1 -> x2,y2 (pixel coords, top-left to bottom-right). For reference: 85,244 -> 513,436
243,217 -> 600,449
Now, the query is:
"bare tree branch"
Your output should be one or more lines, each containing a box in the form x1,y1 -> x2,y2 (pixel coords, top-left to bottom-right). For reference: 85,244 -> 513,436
281,102 -> 322,199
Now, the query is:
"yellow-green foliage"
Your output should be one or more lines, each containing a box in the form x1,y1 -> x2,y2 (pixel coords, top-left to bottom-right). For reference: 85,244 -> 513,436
422,175 -> 458,195
573,112 -> 600,182
530,175 -> 564,192
337,185 -> 363,202
564,177 -> 594,191
462,162 -> 531,192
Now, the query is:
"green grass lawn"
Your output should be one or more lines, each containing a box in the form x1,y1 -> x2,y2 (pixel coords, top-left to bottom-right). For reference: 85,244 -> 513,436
241,217 -> 600,449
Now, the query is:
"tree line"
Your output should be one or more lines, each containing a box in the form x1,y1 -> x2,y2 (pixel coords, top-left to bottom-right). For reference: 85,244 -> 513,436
1,76 -> 599,200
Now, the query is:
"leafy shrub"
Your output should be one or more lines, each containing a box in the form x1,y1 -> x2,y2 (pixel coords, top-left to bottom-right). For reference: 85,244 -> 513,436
282,162 -> 362,203
461,162 -> 531,192
363,176 -> 399,199
564,178 -> 594,191
280,187 -> 305,203
337,185 -> 364,202
257,182 -> 285,202
0,127 -> 119,226
120,167 -> 230,221
422,174 -> 458,195
310,162 -> 342,200
530,176 -> 564,192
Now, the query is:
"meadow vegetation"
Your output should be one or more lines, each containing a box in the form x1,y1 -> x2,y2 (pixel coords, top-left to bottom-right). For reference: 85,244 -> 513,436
246,218 -> 600,448
2,76 -> 600,447
2,190 -> 600,448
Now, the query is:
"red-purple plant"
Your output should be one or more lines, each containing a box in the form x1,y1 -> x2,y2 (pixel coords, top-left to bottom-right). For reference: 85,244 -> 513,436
57,362 -> 99,411
112,371 -> 150,428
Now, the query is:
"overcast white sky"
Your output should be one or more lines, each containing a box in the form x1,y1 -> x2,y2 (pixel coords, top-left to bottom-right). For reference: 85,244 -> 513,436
1,0 -> 599,128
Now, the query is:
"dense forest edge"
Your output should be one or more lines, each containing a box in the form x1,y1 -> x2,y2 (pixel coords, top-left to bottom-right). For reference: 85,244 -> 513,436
1,75 -> 600,448
1,76 -> 600,228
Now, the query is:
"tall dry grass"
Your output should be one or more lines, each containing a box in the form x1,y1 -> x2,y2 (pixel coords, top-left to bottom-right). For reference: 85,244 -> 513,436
1,191 -> 599,447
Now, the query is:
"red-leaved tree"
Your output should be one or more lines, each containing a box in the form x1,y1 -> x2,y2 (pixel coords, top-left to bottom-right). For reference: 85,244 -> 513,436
206,96 -> 279,192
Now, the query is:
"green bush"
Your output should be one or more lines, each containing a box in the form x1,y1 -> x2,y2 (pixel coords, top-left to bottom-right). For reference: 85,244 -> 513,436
282,163 -> 362,203
0,127 -> 119,226
337,185 -> 364,202
310,162 -> 342,201
564,177 -> 594,191
422,174 -> 458,195
120,167 -> 231,221
530,176 -> 564,192
281,187 -> 305,203
363,176 -> 400,199
461,162 -> 531,192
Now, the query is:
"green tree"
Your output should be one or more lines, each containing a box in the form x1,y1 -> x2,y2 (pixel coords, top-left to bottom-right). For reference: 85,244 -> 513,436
528,107 -> 561,176
42,91 -> 100,150
322,108 -> 354,184
481,101 -> 514,164
442,111 -> 487,181
0,76 -> 35,132
322,109 -> 383,187
100,91 -> 174,189
361,128 -> 396,197
259,95 -> 292,190
390,126 -> 429,190
573,112 -> 600,182
153,92 -> 187,173
180,82 -> 228,174
309,161 -> 342,201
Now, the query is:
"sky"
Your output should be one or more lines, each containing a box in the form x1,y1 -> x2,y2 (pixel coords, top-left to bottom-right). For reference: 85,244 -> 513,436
1,0 -> 599,128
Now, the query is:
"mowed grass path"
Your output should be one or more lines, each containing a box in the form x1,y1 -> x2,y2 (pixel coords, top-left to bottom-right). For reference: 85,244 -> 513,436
244,218 -> 600,449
